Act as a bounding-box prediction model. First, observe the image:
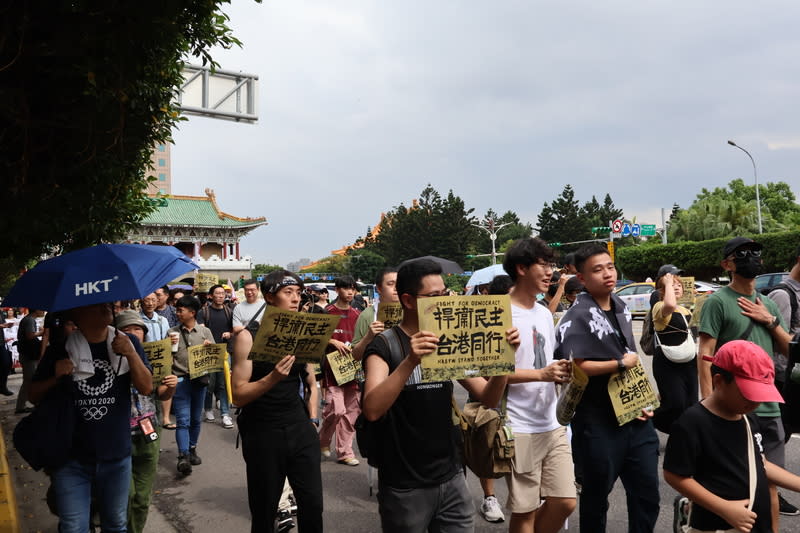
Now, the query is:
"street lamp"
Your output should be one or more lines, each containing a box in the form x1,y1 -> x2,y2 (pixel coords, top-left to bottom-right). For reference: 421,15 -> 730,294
727,140 -> 763,234
472,217 -> 511,265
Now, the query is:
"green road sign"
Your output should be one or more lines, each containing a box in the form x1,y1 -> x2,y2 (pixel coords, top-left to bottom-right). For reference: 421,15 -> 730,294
641,224 -> 656,236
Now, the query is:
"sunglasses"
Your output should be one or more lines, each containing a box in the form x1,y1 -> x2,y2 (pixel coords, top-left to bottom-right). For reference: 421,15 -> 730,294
730,249 -> 762,259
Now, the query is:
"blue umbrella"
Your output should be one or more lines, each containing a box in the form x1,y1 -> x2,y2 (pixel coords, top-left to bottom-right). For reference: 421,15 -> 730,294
3,244 -> 199,311
465,264 -> 507,292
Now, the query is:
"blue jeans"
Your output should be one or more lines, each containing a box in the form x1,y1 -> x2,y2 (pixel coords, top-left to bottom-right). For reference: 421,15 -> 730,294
173,377 -> 206,454
204,370 -> 229,415
51,456 -> 132,533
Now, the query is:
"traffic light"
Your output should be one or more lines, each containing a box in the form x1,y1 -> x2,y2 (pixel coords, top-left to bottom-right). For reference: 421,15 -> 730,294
591,226 -> 611,233
550,242 -> 562,247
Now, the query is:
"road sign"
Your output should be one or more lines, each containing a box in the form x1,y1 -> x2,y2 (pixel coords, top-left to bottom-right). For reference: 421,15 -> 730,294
621,223 -> 632,237
631,224 -> 641,237
641,224 -> 656,236
612,219 -> 623,233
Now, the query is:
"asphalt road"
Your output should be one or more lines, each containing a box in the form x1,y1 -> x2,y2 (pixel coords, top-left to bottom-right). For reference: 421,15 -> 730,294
6,319 -> 800,532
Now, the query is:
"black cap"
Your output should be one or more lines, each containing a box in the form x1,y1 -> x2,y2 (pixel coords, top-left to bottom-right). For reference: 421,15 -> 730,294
565,276 -> 584,293
656,264 -> 684,280
723,237 -> 763,258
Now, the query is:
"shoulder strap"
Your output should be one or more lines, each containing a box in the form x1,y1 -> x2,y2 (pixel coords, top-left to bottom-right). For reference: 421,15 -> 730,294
244,303 -> 266,329
380,327 -> 406,371
743,415 -> 756,512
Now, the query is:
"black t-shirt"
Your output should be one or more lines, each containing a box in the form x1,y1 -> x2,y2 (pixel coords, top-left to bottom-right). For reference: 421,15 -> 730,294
33,333 -> 149,462
239,322 -> 308,428
664,403 -> 770,532
198,305 -> 232,344
364,327 -> 461,489
17,315 -> 40,360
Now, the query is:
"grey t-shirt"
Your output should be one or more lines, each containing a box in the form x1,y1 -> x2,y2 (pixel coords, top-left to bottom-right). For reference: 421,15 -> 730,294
232,300 -> 265,329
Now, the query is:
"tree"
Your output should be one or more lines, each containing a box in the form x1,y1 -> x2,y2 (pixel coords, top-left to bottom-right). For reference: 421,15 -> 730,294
0,1 -> 250,279
252,264 -> 285,276
346,249 -> 387,284
537,185 -> 592,245
364,185 -> 479,265
668,179 -> 798,242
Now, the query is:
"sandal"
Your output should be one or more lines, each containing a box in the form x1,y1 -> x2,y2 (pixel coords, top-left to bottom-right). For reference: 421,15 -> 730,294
162,422 -> 177,430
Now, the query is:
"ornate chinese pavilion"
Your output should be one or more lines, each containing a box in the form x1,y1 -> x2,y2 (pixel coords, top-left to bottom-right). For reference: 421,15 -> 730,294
126,188 -> 267,280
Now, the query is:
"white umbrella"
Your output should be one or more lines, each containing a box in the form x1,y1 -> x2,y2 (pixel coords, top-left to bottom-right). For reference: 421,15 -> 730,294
465,264 -> 507,294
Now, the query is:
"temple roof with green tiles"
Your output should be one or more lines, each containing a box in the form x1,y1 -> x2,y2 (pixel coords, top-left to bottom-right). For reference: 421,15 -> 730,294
127,188 -> 267,243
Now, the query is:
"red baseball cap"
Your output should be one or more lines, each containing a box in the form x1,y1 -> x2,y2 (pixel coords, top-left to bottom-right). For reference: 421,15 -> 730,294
706,340 -> 783,403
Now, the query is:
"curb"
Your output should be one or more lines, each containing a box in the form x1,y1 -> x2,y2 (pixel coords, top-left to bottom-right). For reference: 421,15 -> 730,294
0,420 -> 20,533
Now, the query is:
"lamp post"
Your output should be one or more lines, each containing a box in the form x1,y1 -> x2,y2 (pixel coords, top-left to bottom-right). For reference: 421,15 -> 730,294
727,140 -> 763,234
472,217 -> 511,265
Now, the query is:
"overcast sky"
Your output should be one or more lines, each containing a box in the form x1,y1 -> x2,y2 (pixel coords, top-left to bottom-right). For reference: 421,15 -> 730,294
170,1 -> 800,268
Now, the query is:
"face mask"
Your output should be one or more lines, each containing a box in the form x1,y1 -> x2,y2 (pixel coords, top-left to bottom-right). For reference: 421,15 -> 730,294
733,256 -> 763,279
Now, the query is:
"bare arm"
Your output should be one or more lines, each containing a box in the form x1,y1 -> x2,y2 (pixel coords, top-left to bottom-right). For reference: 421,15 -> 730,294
664,469 -> 756,532
460,375 -> 509,408
157,374 -> 178,401
548,275 -> 568,314
660,274 -> 677,318
304,364 -> 319,420
507,359 -> 571,385
575,351 -> 638,377
352,321 -> 384,362
230,330 -> 295,407
698,333 -> 717,399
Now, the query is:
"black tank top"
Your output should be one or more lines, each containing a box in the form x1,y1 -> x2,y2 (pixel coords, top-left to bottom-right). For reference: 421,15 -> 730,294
240,321 -> 308,427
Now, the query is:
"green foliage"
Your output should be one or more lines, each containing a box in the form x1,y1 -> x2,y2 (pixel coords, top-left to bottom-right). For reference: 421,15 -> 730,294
299,255 -> 349,275
537,186 -> 625,252
252,264 -> 285,276
669,179 -> 800,242
347,249 -> 388,284
363,185 -> 479,265
444,274 -> 468,294
0,1 -> 250,280
616,230 -> 800,281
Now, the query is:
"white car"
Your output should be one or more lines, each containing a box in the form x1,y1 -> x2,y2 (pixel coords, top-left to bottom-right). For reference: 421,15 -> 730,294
614,282 -> 656,318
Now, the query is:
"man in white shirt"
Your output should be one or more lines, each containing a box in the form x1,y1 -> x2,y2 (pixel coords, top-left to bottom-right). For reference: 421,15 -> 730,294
232,279 -> 265,335
501,237 -> 577,533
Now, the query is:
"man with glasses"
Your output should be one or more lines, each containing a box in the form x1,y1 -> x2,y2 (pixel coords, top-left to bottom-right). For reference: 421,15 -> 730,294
362,258 -> 517,532
231,279 -> 265,335
698,236 -> 793,524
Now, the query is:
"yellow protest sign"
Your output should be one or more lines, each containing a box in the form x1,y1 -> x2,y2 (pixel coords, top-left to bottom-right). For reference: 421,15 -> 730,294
555,360 -> 589,426
194,272 -> 219,293
326,351 -> 359,385
377,302 -> 403,329
142,338 -> 172,385
249,307 -> 341,364
188,343 -> 226,379
608,360 -> 660,426
677,275 -> 696,309
417,294 -> 514,382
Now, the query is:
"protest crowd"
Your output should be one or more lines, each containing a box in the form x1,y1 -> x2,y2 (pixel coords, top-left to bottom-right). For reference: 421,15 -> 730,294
2,235 -> 800,533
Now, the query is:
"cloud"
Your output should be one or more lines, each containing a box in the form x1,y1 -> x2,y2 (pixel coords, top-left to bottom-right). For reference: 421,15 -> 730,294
171,1 -> 800,267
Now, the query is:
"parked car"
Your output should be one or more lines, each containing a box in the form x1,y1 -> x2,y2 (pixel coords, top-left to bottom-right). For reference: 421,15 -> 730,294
614,282 -> 656,318
755,272 -> 789,294
694,281 -> 722,294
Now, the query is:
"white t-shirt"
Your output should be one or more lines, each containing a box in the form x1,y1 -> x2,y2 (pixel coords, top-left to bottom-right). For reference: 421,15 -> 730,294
506,302 -> 560,434
232,300 -> 266,329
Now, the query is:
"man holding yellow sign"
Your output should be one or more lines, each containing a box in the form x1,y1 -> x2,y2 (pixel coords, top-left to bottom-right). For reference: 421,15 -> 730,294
554,243 -> 660,533
362,258 -> 519,532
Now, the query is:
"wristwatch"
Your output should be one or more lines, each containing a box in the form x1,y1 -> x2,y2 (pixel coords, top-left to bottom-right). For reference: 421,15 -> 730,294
310,417 -> 320,426
617,359 -> 626,373
766,316 -> 780,330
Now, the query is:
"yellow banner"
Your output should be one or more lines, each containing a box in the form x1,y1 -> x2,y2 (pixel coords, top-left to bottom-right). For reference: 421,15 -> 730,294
677,275 -> 696,309
194,272 -> 219,293
417,294 -> 514,382
248,307 -> 341,364
326,351 -> 359,385
377,302 -> 403,329
188,343 -> 226,379
555,360 -> 589,425
608,360 -> 660,426
142,338 -> 172,386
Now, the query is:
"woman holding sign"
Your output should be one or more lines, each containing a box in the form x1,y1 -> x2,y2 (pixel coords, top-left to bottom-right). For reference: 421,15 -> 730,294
231,270 -> 323,533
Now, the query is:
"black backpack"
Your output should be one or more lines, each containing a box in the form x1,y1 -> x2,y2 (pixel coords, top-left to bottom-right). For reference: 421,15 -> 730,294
640,310 -> 656,356
13,375 -> 76,471
768,282 -> 799,333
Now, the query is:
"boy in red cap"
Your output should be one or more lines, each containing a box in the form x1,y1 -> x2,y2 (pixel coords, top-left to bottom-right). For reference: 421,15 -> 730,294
664,340 -> 800,533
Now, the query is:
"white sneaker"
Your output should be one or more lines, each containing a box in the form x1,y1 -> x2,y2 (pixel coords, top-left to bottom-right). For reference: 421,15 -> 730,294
204,409 -> 215,422
221,414 -> 234,429
480,495 -> 505,523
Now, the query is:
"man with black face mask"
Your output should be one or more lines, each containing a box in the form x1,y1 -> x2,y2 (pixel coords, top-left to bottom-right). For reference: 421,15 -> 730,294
699,236 -> 793,527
